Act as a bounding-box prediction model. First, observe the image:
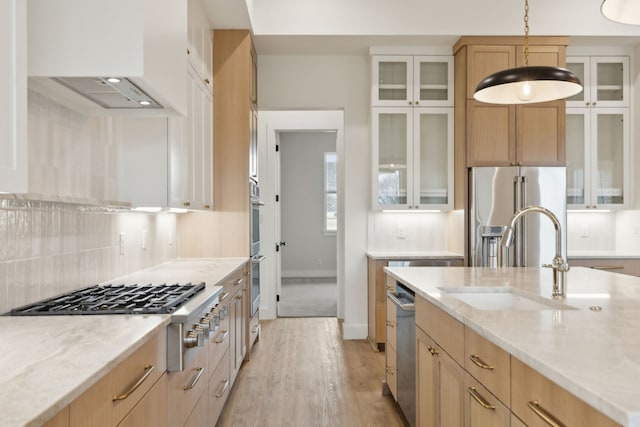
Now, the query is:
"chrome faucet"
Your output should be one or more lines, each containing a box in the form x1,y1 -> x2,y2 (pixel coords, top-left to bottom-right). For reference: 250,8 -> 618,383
500,205 -> 570,298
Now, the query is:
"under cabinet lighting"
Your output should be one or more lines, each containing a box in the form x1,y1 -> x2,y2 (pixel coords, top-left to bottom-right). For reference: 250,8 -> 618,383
382,209 -> 443,213
169,208 -> 189,214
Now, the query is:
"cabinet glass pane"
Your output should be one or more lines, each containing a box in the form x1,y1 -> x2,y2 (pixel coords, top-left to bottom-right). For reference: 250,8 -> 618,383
596,113 -> 624,205
566,114 -> 585,205
596,62 -> 624,102
566,62 -> 585,103
378,113 -> 408,204
419,61 -> 448,101
378,62 -> 408,101
418,113 -> 448,204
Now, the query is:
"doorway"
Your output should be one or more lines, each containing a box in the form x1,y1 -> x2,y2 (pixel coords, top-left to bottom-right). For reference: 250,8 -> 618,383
277,131 -> 337,317
257,110 -> 344,321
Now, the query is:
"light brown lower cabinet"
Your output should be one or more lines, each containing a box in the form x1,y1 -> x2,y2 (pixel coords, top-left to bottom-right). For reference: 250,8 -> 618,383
416,327 -> 465,427
42,406 -> 69,427
167,341 -> 209,427
208,349 -> 232,422
511,357 -> 618,427
118,373 -> 168,427
184,394 -> 208,427
415,294 -> 619,427
69,329 -> 167,427
463,372 -> 510,427
568,257 -> 640,277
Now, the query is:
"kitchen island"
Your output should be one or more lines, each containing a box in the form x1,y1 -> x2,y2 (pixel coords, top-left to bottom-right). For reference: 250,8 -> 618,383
385,266 -> 640,426
0,257 -> 247,427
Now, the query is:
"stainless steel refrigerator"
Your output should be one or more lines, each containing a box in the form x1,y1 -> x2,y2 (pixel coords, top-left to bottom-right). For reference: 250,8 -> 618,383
469,167 -> 567,268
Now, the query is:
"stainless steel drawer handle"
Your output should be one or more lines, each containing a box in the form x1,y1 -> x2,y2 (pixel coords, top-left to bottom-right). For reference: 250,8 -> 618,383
183,367 -> 205,390
528,400 -> 566,427
216,379 -> 230,397
112,364 -> 155,401
470,354 -> 494,370
591,266 -> 624,270
467,387 -> 495,410
214,330 -> 229,344
220,292 -> 230,301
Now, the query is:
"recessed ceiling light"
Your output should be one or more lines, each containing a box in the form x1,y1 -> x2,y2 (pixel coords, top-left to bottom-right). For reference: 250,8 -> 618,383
106,77 -> 121,83
139,100 -> 151,106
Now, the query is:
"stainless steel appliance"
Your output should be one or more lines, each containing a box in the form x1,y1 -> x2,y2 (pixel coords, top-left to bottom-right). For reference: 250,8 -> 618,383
469,167 -> 567,267
388,283 -> 416,427
9,282 -> 224,372
250,179 -> 264,318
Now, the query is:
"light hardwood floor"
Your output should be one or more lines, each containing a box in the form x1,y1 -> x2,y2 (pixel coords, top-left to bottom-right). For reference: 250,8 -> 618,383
217,318 -> 408,427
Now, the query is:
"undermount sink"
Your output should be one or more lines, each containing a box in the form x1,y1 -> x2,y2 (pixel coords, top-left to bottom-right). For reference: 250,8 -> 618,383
439,288 -> 576,311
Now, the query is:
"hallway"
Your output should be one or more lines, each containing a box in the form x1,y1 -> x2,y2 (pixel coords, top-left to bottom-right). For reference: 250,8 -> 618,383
217,318 -> 407,427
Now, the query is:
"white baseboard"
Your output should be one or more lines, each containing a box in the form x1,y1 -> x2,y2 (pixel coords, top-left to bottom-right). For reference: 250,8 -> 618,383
282,270 -> 337,278
342,323 -> 367,340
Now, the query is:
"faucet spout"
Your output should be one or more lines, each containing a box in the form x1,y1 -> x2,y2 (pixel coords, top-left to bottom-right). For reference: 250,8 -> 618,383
500,205 -> 569,298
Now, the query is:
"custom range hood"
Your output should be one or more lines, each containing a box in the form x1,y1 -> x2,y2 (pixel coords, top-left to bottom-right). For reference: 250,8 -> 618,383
27,0 -> 187,115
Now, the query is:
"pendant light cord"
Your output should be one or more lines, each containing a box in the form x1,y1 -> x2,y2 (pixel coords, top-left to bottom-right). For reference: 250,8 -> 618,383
523,0 -> 530,67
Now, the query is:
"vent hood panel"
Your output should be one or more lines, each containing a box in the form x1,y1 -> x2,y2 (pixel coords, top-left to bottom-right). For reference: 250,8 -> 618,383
27,0 -> 187,115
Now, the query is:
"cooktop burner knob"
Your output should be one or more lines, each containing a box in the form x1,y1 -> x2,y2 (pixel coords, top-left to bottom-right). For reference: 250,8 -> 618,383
193,325 -> 205,346
184,330 -> 199,348
200,314 -> 214,333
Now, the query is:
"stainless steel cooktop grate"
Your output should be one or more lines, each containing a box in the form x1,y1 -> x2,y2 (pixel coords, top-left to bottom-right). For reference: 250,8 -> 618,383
9,282 -> 205,316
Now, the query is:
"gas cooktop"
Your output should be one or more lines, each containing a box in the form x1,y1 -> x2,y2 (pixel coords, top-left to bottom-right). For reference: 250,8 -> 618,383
9,282 -> 206,316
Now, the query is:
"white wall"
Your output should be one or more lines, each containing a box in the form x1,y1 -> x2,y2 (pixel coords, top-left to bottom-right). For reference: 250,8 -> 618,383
280,131 -> 337,277
259,54 -> 368,338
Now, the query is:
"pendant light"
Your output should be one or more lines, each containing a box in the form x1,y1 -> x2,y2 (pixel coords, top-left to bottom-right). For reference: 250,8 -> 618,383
473,0 -> 583,104
601,0 -> 640,25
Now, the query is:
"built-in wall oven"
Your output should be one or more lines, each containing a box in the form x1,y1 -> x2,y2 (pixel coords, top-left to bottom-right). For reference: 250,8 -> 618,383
250,179 -> 264,318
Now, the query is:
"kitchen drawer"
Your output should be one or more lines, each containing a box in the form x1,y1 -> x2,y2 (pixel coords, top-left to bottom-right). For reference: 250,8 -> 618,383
464,371 -> 510,427
222,268 -> 247,296
511,357 -> 618,427
416,295 -> 464,365
209,312 -> 231,377
464,326 -> 510,406
118,373 -> 168,427
208,349 -> 231,423
70,328 -> 167,427
167,344 -> 208,427
385,295 -> 397,351
385,344 -> 397,400
184,393 -> 208,427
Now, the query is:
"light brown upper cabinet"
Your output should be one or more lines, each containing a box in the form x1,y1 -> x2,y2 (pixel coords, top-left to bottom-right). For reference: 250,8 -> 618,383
454,37 -> 568,168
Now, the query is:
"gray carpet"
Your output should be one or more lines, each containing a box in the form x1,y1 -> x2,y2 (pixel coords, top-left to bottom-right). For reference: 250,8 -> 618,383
278,277 -> 337,317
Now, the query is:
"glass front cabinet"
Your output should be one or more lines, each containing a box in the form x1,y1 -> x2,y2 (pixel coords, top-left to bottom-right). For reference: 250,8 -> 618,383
372,56 -> 454,107
566,56 -> 630,108
565,55 -> 630,210
566,108 -> 629,209
372,107 -> 454,210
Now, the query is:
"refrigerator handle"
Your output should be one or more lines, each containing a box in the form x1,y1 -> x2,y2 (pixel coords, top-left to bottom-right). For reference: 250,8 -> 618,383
513,176 -> 526,267
520,176 -> 527,267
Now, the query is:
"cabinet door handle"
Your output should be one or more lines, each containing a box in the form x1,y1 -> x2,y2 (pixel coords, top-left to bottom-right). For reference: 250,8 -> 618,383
220,292 -> 230,302
112,364 -> 155,401
427,345 -> 438,356
234,277 -> 245,286
182,367 -> 205,390
469,354 -> 494,370
385,320 -> 394,327
214,330 -> 229,344
527,400 -> 566,427
467,387 -> 496,410
216,379 -> 230,397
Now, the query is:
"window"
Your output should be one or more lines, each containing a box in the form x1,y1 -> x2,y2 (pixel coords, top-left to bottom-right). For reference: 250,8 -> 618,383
324,152 -> 337,234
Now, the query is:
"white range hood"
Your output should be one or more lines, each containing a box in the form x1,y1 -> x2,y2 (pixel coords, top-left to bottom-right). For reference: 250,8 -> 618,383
27,0 -> 187,116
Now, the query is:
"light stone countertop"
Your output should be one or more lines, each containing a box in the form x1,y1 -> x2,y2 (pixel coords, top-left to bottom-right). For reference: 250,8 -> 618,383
366,250 -> 464,260
385,265 -> 640,427
0,257 -> 248,427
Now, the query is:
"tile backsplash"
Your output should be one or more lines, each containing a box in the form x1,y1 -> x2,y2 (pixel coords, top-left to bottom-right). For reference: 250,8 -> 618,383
367,211 -> 450,252
0,91 -> 177,314
0,200 -> 177,314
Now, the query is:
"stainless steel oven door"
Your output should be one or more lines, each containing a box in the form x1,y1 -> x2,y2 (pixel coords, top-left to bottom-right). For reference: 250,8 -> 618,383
250,254 -> 265,317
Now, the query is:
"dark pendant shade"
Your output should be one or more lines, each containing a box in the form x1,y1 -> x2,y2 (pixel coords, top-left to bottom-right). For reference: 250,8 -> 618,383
473,65 -> 583,104
601,0 -> 640,24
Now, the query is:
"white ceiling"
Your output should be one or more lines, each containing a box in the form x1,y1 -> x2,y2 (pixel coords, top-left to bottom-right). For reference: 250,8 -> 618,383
201,0 -> 640,54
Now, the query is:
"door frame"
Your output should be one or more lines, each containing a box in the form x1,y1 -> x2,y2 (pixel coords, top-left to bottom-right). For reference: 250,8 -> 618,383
258,110 -> 345,320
